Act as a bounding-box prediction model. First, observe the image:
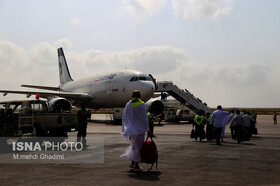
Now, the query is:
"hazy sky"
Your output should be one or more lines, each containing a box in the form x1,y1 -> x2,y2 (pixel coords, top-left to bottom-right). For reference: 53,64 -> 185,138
0,0 -> 279,107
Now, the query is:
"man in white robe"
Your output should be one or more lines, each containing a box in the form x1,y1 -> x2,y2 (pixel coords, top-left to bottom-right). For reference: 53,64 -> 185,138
121,90 -> 149,170
221,110 -> 236,141
228,110 -> 237,138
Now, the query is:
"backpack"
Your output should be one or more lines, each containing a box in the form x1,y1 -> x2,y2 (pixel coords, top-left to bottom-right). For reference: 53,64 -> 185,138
140,136 -> 158,170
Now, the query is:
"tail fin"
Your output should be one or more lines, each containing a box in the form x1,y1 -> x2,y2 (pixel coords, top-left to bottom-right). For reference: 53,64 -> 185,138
58,48 -> 73,84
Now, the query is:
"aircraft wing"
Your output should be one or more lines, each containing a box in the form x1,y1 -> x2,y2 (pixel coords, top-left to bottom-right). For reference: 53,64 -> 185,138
0,90 -> 94,101
21,84 -> 60,91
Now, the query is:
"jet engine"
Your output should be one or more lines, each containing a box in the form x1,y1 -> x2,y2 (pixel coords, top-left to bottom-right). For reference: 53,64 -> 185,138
49,97 -> 72,112
145,98 -> 165,116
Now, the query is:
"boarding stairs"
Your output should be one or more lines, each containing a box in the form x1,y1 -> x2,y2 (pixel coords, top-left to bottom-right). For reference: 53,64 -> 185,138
156,81 -> 213,114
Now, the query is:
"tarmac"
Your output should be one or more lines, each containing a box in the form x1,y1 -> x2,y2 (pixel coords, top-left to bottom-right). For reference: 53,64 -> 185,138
0,115 -> 280,185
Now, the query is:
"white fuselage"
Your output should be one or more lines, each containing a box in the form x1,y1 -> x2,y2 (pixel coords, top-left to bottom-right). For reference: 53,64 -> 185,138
60,69 -> 155,108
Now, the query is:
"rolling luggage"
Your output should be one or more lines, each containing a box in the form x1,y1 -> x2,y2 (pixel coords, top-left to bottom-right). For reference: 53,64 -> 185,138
140,136 -> 158,170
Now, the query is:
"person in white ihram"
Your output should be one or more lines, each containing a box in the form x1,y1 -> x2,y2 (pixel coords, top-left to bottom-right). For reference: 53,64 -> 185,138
121,90 -> 149,171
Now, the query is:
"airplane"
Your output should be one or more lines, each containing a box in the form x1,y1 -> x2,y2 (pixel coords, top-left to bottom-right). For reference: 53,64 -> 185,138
0,48 -> 155,109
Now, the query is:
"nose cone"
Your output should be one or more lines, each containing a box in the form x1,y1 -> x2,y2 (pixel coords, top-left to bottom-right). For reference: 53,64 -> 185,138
140,81 -> 155,102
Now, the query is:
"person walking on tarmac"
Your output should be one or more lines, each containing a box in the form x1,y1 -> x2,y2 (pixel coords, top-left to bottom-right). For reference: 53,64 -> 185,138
0,109 -> 5,136
273,112 -> 277,124
193,111 -> 205,141
205,112 -> 214,142
5,108 -> 18,136
229,110 -> 236,139
147,110 -> 155,137
121,90 -> 149,171
252,110 -> 257,123
210,105 -> 229,145
77,103 -> 91,149
243,112 -> 255,140
230,110 -> 245,143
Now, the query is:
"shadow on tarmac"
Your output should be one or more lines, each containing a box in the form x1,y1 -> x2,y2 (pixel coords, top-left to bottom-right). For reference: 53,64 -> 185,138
201,141 -> 256,147
127,169 -> 162,181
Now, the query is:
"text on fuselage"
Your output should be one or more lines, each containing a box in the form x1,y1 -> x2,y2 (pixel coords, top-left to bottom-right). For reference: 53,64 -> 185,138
94,73 -> 116,82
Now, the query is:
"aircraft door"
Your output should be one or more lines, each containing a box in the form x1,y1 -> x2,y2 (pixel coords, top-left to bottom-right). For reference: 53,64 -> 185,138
109,79 -> 120,104
111,79 -> 119,92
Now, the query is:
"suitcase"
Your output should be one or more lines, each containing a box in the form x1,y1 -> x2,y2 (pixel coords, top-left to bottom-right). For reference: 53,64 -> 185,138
252,127 -> 258,135
140,137 -> 158,170
190,129 -> 196,138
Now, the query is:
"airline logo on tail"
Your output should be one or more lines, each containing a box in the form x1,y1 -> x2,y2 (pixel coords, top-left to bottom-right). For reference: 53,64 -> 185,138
59,61 -> 62,75
58,48 -> 73,84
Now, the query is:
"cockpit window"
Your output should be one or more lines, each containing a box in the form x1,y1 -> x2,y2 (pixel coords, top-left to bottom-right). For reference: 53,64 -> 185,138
146,76 -> 152,81
140,76 -> 152,81
130,76 -> 152,82
129,77 -> 134,81
139,77 -> 146,80
130,77 -> 139,81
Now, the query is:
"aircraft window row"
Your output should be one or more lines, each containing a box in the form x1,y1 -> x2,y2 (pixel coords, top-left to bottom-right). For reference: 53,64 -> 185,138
130,76 -> 152,81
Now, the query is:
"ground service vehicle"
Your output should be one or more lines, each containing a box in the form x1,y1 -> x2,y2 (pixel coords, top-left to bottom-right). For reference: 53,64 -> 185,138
0,99 -> 77,142
113,108 -> 123,124
165,107 -> 195,123
174,108 -> 195,123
